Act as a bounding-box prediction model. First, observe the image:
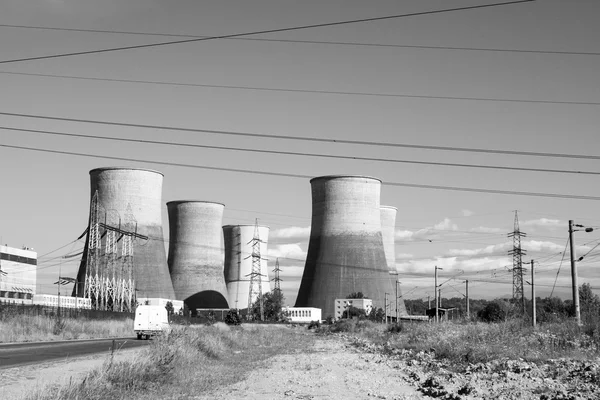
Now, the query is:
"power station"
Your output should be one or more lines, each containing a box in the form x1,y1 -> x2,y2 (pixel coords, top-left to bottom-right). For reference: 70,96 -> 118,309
295,175 -> 397,318
167,201 -> 229,310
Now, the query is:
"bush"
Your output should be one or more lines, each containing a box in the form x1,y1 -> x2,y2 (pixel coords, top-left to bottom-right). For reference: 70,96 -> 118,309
478,301 -> 507,322
387,323 -> 403,334
307,320 -> 320,330
224,309 -> 242,325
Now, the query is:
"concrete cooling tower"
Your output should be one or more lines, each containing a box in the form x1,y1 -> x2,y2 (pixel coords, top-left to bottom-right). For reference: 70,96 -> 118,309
75,167 -> 175,301
380,205 -> 407,317
167,201 -> 229,310
295,175 -> 397,318
223,225 -> 271,310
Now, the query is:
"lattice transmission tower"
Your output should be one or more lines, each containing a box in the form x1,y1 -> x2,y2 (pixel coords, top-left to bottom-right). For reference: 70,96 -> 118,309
246,219 -> 265,321
83,191 -> 140,312
508,211 -> 526,314
272,258 -> 282,293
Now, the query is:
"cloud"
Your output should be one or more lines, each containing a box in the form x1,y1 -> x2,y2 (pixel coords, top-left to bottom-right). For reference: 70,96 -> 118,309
448,242 -> 511,257
521,218 -> 563,229
470,226 -> 505,234
395,218 -> 458,242
462,209 -> 474,217
270,226 -> 311,240
267,243 -> 306,262
522,240 -> 567,253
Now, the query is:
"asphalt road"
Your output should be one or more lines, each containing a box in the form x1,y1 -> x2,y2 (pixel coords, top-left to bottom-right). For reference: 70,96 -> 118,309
0,338 -> 150,369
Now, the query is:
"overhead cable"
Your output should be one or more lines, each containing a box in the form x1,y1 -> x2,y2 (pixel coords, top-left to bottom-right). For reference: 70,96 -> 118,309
4,126 -> 600,176
5,17 -> 598,56
2,143 -> 599,201
1,71 -> 597,106
1,111 -> 599,160
0,1 -> 535,64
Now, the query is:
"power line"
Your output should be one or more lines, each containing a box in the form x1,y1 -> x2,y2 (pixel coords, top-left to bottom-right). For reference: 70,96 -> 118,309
2,70 -> 598,106
4,126 -> 600,176
3,18 -> 597,56
0,1 -> 535,65
2,143 -> 599,201
2,111 -> 599,161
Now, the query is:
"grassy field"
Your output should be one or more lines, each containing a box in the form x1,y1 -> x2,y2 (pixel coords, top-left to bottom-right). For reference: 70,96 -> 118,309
0,314 -> 133,343
25,324 -> 314,400
320,317 -> 600,365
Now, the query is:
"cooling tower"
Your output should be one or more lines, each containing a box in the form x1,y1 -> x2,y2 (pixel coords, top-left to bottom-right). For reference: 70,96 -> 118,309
75,167 -> 175,300
380,206 -> 398,270
167,201 -> 229,310
223,225 -> 271,310
380,205 -> 407,317
295,175 -> 396,318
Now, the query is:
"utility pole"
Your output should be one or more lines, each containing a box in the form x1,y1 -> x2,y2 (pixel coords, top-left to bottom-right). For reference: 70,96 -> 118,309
272,258 -> 282,293
395,280 -> 399,322
384,292 -> 389,324
569,220 -> 581,326
434,266 -> 442,323
531,260 -> 536,328
247,219 -> 265,321
465,280 -> 470,320
427,295 -> 431,310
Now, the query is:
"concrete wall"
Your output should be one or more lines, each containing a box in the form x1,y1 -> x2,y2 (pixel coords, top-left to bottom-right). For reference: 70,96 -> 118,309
167,201 -> 229,309
75,167 -> 175,300
223,225 -> 270,310
295,175 -> 396,318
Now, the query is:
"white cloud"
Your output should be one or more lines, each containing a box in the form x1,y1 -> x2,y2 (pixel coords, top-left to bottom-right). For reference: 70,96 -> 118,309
434,218 -> 458,231
462,209 -> 474,217
395,218 -> 458,242
270,226 -> 311,240
521,218 -> 563,229
448,242 -> 511,257
470,226 -> 505,234
268,243 -> 306,261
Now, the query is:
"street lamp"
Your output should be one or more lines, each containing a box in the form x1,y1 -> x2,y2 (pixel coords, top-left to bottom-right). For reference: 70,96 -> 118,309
389,271 -> 400,322
569,220 -> 594,326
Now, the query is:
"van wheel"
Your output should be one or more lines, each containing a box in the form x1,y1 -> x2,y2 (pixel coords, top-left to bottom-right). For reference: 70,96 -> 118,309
137,334 -> 142,340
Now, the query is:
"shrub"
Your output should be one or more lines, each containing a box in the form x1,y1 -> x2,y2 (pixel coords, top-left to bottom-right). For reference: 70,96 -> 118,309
307,320 -> 320,330
387,323 -> 403,334
478,301 -> 507,322
224,309 -> 242,325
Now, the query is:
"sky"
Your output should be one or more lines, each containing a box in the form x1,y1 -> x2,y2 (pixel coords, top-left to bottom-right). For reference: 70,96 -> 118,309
0,0 -> 599,307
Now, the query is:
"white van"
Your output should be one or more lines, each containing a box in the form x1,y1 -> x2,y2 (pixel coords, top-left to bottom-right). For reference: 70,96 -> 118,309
134,305 -> 170,340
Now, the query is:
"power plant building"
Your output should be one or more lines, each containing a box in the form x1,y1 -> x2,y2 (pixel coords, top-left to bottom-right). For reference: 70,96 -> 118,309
380,205 -> 407,317
167,201 -> 229,310
0,245 -> 36,301
295,175 -> 398,318
75,167 -> 176,308
223,224 -> 271,310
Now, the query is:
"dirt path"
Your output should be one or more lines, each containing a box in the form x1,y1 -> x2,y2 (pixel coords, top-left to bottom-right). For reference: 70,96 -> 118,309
195,338 -> 422,400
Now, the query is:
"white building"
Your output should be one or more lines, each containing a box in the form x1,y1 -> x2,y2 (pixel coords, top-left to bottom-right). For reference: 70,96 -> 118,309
334,298 -> 373,320
285,307 -> 322,323
32,294 -> 91,309
0,245 -> 37,301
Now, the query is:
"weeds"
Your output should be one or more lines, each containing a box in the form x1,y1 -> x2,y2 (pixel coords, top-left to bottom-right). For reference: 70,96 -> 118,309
25,324 -> 312,400
0,314 -> 132,343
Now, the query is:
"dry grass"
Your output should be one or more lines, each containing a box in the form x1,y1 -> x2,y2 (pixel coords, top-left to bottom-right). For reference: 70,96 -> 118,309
25,324 -> 313,400
319,318 -> 600,366
0,314 -> 133,343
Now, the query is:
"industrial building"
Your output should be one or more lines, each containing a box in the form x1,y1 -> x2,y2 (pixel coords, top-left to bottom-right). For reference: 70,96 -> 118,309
295,175 -> 400,319
75,167 -> 176,310
223,224 -> 271,310
0,245 -> 37,302
167,201 -> 229,310
334,298 -> 373,320
285,307 -> 322,323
